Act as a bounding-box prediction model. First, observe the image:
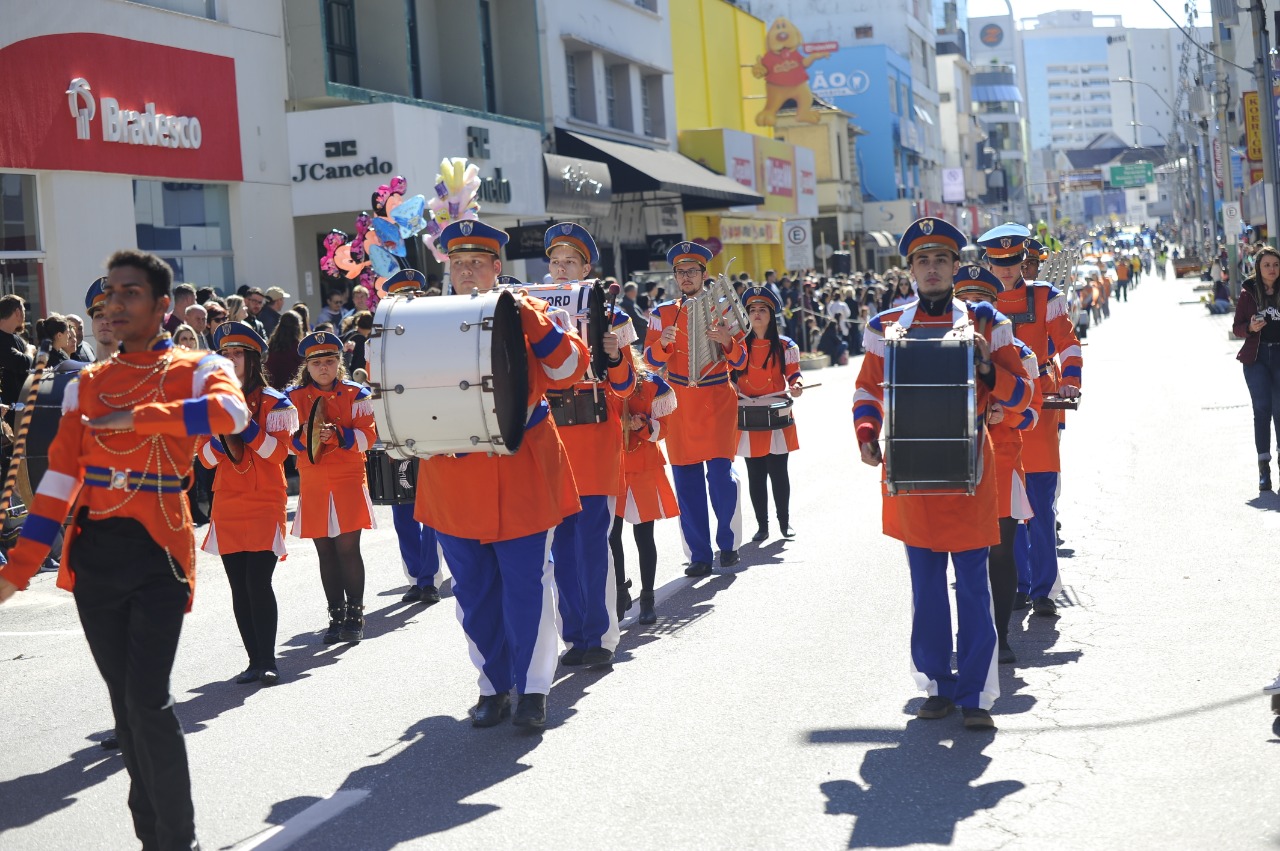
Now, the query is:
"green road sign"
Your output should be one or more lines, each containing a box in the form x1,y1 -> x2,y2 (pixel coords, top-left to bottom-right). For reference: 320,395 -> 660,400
1108,162 -> 1154,188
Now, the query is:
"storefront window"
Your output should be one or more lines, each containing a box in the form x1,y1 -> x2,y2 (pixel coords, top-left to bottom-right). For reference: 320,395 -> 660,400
134,180 -> 235,293
0,173 -> 45,317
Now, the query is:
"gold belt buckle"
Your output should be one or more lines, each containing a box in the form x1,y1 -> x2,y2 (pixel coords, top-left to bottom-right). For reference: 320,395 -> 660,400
109,468 -> 130,490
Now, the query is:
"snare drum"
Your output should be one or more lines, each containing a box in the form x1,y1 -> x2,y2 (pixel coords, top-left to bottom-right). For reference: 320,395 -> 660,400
736,398 -> 794,431
367,289 -> 529,457
883,325 -> 981,496
365,445 -> 417,505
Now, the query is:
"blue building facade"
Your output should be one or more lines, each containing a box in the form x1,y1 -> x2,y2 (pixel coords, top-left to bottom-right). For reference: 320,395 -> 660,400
808,45 -> 919,203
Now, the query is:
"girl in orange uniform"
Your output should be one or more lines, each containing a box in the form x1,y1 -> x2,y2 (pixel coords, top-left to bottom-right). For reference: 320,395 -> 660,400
195,322 -> 296,684
734,287 -> 803,542
287,331 -> 377,644
609,351 -> 679,624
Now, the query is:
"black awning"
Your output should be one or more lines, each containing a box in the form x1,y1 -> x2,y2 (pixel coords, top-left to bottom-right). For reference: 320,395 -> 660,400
559,130 -> 763,209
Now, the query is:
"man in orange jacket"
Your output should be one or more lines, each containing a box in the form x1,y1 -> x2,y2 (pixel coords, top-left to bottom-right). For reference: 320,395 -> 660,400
413,219 -> 589,730
0,249 -> 249,850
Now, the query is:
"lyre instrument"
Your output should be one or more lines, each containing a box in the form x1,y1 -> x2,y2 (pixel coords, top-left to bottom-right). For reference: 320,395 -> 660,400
680,259 -> 749,387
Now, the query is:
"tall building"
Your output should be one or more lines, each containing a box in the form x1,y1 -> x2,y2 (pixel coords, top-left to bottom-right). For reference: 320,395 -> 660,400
0,0 -> 295,319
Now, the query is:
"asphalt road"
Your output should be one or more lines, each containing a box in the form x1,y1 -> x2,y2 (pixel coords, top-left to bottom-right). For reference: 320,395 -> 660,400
2,266 -> 1278,850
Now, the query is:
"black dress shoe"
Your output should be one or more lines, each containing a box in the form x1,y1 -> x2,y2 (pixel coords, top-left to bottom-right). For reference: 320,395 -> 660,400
751,524 -> 769,542
998,644 -> 1016,665
259,668 -> 280,686
401,586 -> 423,603
420,585 -> 441,604
512,693 -> 547,729
582,647 -> 614,666
684,561 -> 712,577
1032,596 -> 1059,616
637,591 -> 657,625
917,696 -> 955,719
470,693 -> 511,728
560,646 -> 586,666
100,735 -> 119,750
1013,592 -> 1031,610
234,668 -> 260,685
719,549 -> 740,567
962,708 -> 996,730
780,521 -> 795,539
1261,460 -> 1273,492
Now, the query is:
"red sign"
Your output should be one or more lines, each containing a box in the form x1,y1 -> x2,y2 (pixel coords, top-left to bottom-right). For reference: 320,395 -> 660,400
1213,137 -> 1224,190
0,33 -> 242,181
765,157 -> 794,197
803,41 -> 839,54
730,156 -> 754,188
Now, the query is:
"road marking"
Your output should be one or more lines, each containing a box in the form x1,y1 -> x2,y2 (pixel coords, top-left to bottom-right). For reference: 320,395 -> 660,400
231,790 -> 369,851
0,630 -> 79,636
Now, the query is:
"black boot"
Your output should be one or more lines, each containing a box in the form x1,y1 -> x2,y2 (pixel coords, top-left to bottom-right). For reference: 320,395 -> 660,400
638,591 -> 656,625
751,522 -> 769,542
779,516 -> 795,538
339,603 -> 364,642
616,578 -> 633,621
1261,459 -> 1273,492
322,606 -> 344,644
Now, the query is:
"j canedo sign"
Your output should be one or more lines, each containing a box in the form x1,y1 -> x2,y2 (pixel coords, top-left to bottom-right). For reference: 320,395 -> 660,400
0,34 -> 243,181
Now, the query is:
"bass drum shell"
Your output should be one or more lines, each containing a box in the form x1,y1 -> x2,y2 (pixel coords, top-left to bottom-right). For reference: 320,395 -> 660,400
368,290 -> 529,459
15,363 -> 82,504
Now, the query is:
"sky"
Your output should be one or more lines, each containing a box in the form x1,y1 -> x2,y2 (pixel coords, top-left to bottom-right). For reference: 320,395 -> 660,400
967,0 -> 1213,30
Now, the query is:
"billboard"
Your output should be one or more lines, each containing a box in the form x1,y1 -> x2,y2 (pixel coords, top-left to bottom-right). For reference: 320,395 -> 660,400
942,168 -> 965,203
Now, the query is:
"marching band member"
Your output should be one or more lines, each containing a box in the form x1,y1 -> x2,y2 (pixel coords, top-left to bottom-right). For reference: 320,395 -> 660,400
855,219 -> 1034,730
609,347 -> 680,625
287,331 -> 377,644
0,249 -> 249,851
978,223 -> 1083,617
643,242 -> 746,576
85,276 -> 115,361
382,269 -> 444,605
195,322 -> 296,685
542,223 -> 636,667
734,286 -> 803,542
952,265 -> 1043,665
414,218 -> 589,730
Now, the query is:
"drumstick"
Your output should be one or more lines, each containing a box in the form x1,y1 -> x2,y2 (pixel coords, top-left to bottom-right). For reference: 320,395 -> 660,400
0,341 -> 52,518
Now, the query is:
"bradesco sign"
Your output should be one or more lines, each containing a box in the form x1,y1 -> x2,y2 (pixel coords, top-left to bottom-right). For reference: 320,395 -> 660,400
0,33 -> 242,181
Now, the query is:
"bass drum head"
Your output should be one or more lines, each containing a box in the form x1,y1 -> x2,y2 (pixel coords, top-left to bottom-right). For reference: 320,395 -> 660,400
491,290 -> 529,453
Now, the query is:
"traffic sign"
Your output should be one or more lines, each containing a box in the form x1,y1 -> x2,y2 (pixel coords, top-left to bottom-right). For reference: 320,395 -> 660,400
1108,162 -> 1154,188
1224,202 -> 1243,244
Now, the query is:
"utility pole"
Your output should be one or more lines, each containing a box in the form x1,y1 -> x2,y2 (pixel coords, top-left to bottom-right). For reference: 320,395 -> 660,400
1252,0 -> 1280,245
1211,17 -> 1240,295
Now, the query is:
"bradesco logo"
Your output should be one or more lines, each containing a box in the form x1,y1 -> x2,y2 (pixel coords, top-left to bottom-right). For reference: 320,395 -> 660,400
66,77 -> 204,149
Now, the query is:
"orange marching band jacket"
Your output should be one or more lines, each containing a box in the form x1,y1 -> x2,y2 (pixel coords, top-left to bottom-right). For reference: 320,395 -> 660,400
643,297 -> 748,466
196,386 -> 297,557
853,300 -> 1035,553
0,341 -> 249,609
989,339 -> 1043,521
287,379 -> 378,538
413,294 -> 590,543
735,335 -> 802,458
616,372 -> 680,524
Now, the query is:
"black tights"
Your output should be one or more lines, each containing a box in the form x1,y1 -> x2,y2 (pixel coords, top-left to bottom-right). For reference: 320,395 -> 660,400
744,454 -> 791,526
609,516 -> 657,594
221,551 -> 278,670
988,517 -> 1019,648
313,530 -> 365,609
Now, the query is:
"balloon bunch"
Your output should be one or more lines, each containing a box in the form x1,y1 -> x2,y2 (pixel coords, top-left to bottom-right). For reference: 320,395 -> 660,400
421,157 -> 482,263
318,175 -> 432,301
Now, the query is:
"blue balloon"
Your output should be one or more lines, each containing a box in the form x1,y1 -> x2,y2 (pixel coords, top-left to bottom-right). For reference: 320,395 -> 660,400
372,217 -> 406,257
368,243 -> 401,278
392,194 -> 428,238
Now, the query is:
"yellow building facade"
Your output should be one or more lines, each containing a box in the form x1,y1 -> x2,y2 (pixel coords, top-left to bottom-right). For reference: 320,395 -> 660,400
671,0 -> 818,279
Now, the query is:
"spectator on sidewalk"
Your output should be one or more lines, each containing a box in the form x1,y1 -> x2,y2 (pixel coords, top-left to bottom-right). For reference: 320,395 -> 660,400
1232,245 -> 1280,491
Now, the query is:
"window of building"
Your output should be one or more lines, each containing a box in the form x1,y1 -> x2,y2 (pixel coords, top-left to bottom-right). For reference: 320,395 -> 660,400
479,0 -> 497,113
634,0 -> 657,10
855,26 -> 874,39
606,65 -> 617,128
133,181 -> 235,293
325,0 -> 358,87
0,173 -> 44,318
123,0 -> 217,19
641,74 -> 652,135
642,75 -> 665,138
566,52 -> 579,119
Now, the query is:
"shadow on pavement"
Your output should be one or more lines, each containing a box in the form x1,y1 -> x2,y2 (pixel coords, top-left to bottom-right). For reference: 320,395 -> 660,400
1246,493 -> 1280,512
0,742 -> 125,832
812,719 -> 1024,848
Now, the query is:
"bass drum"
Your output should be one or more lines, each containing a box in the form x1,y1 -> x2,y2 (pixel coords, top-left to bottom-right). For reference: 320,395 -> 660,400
14,363 -> 82,506
367,290 -> 529,458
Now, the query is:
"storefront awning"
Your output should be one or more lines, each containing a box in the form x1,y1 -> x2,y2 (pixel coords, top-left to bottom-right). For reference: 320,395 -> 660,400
560,131 -> 763,210
867,231 -> 896,248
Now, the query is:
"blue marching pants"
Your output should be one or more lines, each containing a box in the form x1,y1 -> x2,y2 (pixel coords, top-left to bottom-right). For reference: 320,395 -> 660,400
436,530 -> 559,697
1014,523 -> 1031,596
552,495 -> 620,652
392,503 -> 441,588
1024,472 -> 1060,600
906,546 -> 999,710
672,458 -> 742,565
